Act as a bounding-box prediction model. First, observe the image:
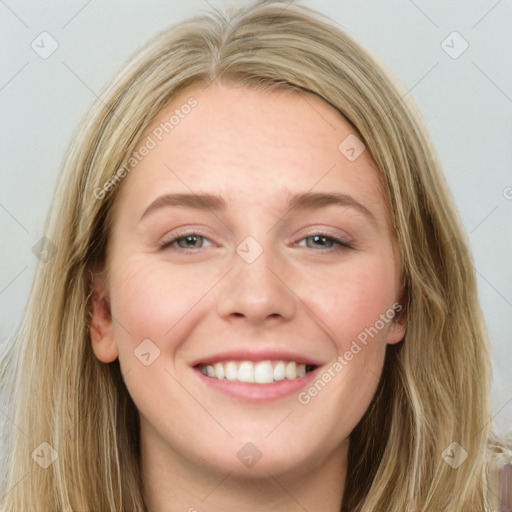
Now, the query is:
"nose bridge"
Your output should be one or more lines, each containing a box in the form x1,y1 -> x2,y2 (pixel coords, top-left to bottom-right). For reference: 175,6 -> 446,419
215,234 -> 297,322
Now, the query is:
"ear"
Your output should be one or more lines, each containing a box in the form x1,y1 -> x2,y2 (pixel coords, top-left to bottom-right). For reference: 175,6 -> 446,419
385,301 -> 407,345
89,269 -> 118,363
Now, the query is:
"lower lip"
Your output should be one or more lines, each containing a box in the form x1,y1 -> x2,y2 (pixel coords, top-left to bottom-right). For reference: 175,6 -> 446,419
194,367 -> 320,402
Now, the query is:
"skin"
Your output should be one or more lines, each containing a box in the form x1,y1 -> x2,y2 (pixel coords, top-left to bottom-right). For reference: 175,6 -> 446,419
90,82 -> 406,512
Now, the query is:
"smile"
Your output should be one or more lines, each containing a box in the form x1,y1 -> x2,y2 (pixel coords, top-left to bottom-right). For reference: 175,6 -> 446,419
198,360 -> 317,383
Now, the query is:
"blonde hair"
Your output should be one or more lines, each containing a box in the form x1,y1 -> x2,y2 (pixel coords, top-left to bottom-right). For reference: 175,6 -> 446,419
1,2 -> 509,510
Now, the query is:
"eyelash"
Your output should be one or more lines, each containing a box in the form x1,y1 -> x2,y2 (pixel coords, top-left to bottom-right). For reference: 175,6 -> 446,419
159,231 -> 213,251
159,231 -> 353,252
295,233 -> 353,252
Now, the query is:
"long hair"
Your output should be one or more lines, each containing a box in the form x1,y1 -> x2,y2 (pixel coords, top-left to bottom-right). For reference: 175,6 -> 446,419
1,2 -> 507,510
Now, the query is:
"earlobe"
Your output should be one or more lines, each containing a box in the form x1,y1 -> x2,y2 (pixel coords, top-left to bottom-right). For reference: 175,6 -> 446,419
386,318 -> 406,345
385,301 -> 407,345
89,270 -> 118,363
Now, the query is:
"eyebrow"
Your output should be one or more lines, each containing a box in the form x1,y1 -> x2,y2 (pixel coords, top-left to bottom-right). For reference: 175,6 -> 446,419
139,193 -> 226,222
285,191 -> 375,223
139,191 -> 375,224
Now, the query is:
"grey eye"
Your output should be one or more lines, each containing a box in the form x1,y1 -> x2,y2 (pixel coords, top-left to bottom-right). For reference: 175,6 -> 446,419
176,235 -> 206,249
304,235 -> 336,249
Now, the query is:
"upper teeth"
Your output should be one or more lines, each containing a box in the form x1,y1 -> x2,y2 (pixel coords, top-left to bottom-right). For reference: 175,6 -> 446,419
199,361 -> 309,383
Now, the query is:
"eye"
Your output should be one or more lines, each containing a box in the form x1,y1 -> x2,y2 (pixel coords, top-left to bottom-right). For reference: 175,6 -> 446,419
297,234 -> 352,251
160,233 -> 213,250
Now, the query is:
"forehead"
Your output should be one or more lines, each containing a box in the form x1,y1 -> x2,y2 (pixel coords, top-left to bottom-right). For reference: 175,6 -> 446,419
112,83 -> 388,223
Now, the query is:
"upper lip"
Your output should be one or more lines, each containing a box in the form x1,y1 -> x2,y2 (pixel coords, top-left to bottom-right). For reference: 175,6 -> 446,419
191,349 -> 324,367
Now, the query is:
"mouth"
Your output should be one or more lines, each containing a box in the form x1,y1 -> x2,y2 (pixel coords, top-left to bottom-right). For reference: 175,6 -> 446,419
191,351 -> 323,402
196,360 -> 318,384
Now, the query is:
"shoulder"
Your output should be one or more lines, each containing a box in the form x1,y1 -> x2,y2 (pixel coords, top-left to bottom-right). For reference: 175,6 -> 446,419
484,431 -> 512,511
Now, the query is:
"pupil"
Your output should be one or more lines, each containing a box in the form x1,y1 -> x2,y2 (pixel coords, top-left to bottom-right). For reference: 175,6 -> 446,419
310,235 -> 330,248
179,235 -> 200,248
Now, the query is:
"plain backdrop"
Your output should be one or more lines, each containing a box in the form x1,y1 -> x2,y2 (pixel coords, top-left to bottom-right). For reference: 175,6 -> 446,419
1,0 -> 511,454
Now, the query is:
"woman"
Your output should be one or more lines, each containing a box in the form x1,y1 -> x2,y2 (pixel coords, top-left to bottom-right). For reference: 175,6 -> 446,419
1,2 -> 510,510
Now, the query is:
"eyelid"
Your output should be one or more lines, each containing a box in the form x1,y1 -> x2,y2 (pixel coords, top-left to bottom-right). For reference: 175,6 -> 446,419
292,226 -> 355,247
295,235 -> 353,251
159,227 -> 215,248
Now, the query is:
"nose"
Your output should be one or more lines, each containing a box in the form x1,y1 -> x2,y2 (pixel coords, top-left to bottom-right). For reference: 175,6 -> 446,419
215,243 -> 297,325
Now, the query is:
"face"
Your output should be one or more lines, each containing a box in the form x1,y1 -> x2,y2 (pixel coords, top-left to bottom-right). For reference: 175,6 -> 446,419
90,83 -> 405,481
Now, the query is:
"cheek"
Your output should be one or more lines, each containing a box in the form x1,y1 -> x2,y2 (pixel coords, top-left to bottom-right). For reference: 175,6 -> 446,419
301,255 -> 399,349
106,257 -> 218,430
295,259 -> 397,433
109,256 -> 218,350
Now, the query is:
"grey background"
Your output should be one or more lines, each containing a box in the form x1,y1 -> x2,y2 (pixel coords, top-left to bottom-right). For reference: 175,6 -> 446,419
1,0 -> 511,441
